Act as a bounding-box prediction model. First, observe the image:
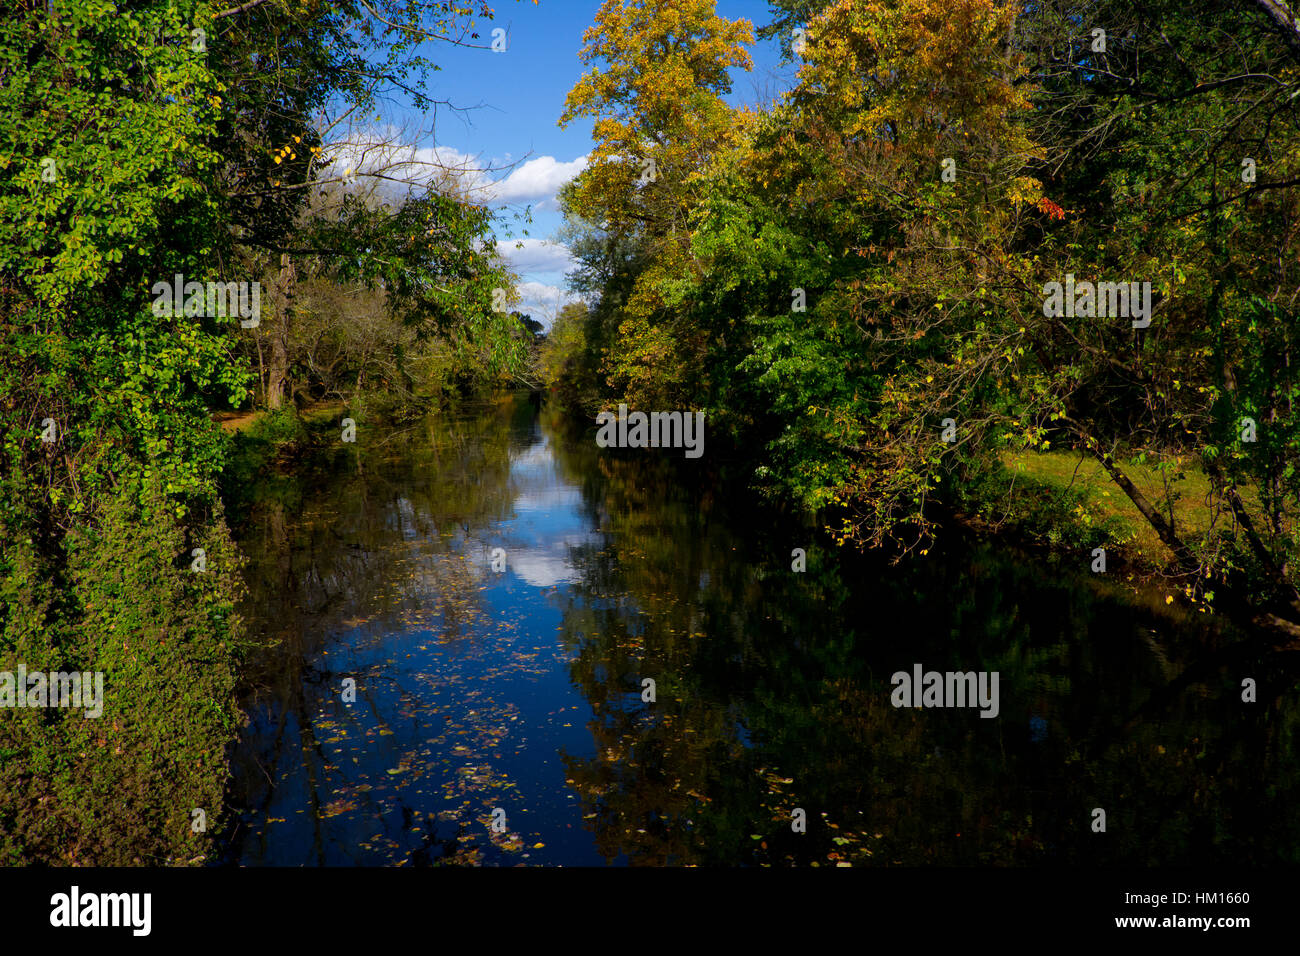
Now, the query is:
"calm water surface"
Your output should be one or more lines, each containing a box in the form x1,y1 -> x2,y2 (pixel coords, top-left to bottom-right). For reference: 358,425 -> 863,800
222,394 -> 1300,866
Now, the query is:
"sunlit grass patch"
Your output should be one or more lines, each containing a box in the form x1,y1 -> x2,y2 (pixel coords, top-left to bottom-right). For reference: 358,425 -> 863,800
999,448 -> 1262,565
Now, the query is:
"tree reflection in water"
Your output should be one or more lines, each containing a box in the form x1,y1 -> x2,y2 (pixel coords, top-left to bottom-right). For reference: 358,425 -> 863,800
221,394 -> 1300,867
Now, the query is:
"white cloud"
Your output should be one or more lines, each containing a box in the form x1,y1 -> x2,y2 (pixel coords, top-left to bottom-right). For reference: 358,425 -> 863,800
514,281 -> 580,327
497,238 -> 577,276
323,130 -> 586,210
508,550 -> 579,588
513,485 -> 583,511
325,136 -> 486,195
485,155 -> 588,204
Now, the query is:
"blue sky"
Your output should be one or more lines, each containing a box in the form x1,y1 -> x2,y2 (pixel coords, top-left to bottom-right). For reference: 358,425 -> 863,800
367,0 -> 796,324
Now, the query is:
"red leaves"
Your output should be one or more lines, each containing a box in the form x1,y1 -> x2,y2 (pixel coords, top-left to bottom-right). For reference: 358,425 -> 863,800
1037,197 -> 1065,221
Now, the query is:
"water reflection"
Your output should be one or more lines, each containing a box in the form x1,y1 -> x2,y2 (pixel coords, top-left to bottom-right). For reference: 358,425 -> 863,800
222,394 -> 1300,867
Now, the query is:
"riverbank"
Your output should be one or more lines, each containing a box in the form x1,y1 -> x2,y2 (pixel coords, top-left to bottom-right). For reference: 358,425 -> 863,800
948,448 -> 1300,643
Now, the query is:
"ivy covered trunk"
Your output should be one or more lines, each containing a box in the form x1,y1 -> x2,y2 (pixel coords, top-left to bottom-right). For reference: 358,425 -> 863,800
265,253 -> 296,410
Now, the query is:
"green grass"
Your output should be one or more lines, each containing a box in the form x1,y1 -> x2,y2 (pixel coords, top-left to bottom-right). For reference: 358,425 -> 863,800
999,448 -> 1257,566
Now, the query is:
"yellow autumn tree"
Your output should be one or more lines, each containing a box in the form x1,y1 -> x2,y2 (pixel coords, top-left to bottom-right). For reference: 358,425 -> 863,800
559,0 -> 754,407
786,0 -> 1044,226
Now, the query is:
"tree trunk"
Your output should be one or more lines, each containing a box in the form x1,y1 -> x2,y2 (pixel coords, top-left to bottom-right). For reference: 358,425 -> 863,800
1202,459 -> 1300,619
266,252 -> 295,410
1251,0 -> 1300,63
1067,422 -> 1202,577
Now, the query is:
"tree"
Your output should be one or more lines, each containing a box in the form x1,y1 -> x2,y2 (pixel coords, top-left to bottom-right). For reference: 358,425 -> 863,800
0,0 -> 539,864
558,0 -> 754,408
547,0 -> 1300,637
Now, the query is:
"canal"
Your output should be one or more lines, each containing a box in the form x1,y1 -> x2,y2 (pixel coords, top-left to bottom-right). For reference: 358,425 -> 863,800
221,393 -> 1299,866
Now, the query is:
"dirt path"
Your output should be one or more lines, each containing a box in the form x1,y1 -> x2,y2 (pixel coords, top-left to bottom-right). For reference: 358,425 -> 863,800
212,409 -> 263,433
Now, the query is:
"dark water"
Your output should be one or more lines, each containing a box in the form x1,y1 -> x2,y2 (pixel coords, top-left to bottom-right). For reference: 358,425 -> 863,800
222,393 -> 1300,866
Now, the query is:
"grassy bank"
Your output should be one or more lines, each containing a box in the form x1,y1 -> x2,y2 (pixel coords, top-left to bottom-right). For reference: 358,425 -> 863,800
1000,449 -> 1274,562
958,448 -> 1282,600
